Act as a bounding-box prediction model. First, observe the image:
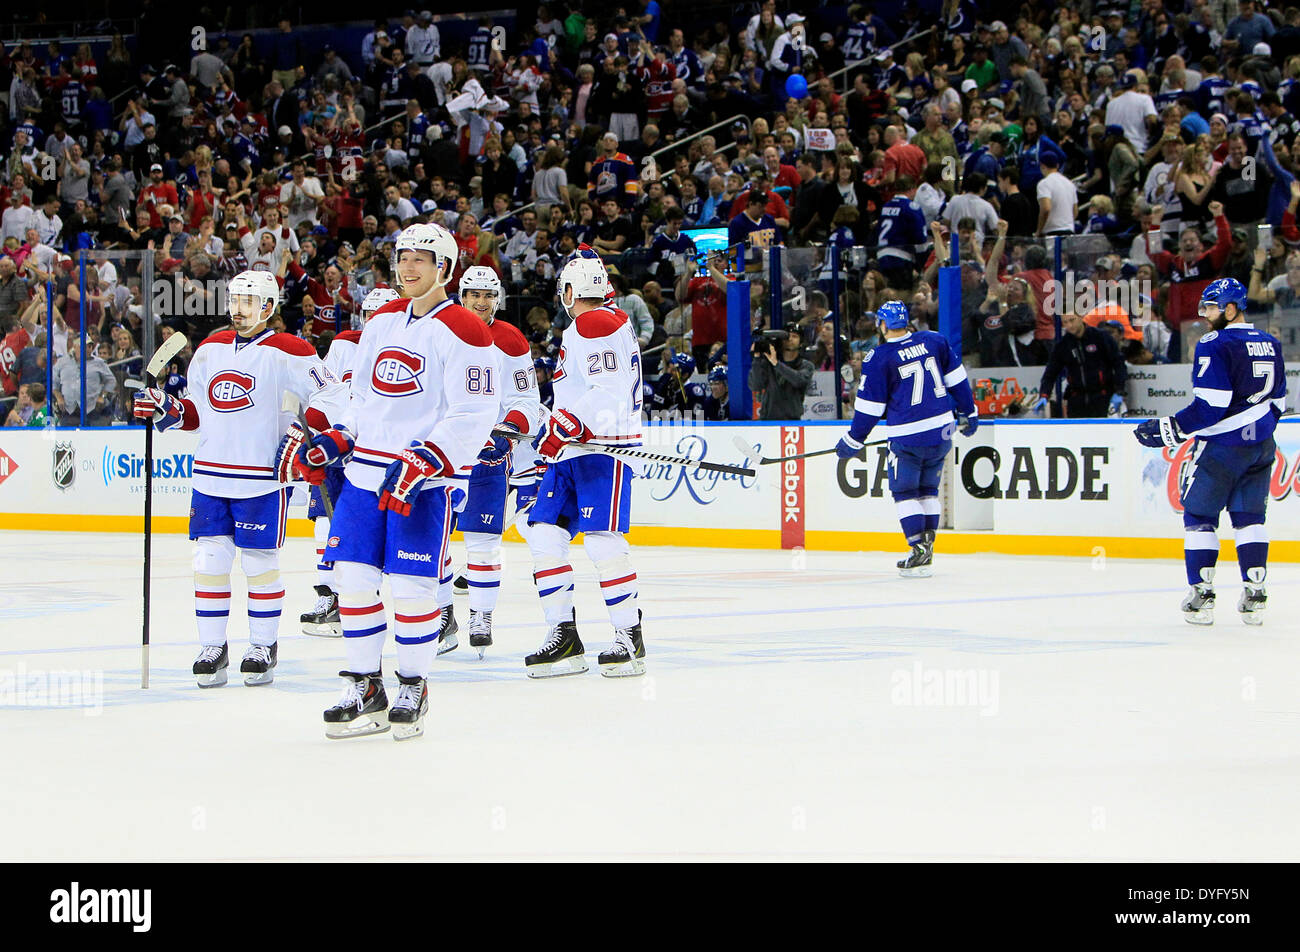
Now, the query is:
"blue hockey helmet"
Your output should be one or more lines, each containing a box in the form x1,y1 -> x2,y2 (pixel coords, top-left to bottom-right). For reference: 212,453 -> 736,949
669,352 -> 696,376
1198,278 -> 1247,318
534,356 -> 556,375
707,365 -> 727,384
877,300 -> 910,330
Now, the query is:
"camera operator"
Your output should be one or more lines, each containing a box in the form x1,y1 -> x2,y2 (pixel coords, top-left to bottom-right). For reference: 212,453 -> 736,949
748,327 -> 814,420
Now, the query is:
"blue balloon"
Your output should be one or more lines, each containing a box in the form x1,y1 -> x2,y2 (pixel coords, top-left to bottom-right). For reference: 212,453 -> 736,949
785,74 -> 808,99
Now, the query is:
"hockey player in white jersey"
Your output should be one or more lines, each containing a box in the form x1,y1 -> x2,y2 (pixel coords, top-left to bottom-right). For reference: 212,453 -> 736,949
132,270 -> 349,687
283,223 -> 500,740
433,266 -> 544,658
523,249 -> 647,678
299,286 -> 402,637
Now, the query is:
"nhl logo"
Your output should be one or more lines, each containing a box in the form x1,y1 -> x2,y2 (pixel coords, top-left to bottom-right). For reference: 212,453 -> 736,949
52,442 -> 76,491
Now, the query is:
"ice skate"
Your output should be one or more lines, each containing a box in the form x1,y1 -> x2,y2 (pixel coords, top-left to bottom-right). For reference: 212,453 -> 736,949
897,531 -> 934,578
193,643 -> 229,688
300,585 -> 341,637
525,610 -> 588,678
240,642 -> 277,686
469,609 -> 492,659
1182,585 -> 1216,625
388,674 -> 429,741
598,610 -> 646,678
323,671 -> 390,739
453,572 -> 469,596
1239,568 -> 1267,626
436,604 -> 459,655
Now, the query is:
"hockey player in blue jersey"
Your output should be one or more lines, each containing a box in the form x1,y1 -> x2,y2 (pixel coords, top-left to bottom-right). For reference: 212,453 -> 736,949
649,352 -> 706,418
835,300 -> 978,577
1134,278 -> 1287,625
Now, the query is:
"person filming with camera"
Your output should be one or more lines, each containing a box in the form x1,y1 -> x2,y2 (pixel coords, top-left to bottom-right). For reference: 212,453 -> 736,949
748,327 -> 814,420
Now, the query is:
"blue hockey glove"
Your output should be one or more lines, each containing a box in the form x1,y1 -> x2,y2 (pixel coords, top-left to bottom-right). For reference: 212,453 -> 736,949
1134,416 -> 1185,448
132,387 -> 186,431
378,441 -> 449,516
836,433 -> 866,459
478,424 -> 517,467
1109,393 -> 1126,416
957,413 -> 979,437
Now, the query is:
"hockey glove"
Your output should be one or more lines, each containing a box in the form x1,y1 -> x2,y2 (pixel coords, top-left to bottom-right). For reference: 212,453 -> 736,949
1108,393 -> 1127,417
275,424 -> 310,483
302,425 -> 356,469
836,433 -> 866,460
1134,416 -> 1185,448
538,409 -> 590,461
477,423 -> 517,467
957,413 -> 979,437
132,387 -> 186,432
378,441 -> 449,516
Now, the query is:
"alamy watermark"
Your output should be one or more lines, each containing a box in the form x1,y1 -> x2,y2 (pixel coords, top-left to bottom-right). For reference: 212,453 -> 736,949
0,664 -> 103,715
890,662 -> 1000,716
1042,275 -> 1153,319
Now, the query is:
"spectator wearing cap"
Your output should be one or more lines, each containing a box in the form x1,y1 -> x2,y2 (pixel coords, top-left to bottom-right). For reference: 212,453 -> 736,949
151,64 -> 191,119
965,43 -> 997,93
730,168 -> 791,230
161,213 -> 192,260
316,45 -> 355,87
1226,0 -> 1276,56
818,32 -> 844,75
406,10 -> 440,67
767,15 -> 816,104
965,128 -> 1008,195
988,21 -> 1028,82
137,164 -> 178,229
1105,70 -> 1157,153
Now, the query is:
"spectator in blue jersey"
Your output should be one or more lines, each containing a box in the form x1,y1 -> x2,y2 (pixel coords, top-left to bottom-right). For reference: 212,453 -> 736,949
874,175 -> 928,290
728,191 -> 781,270
1134,277 -> 1285,625
649,351 -> 705,418
1017,116 -> 1066,197
835,299 -> 977,577
703,365 -> 729,421
645,206 -> 695,279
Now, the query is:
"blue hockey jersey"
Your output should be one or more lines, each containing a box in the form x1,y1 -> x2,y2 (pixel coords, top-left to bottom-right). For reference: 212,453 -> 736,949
876,196 -> 927,265
1175,324 -> 1287,446
850,330 -> 976,446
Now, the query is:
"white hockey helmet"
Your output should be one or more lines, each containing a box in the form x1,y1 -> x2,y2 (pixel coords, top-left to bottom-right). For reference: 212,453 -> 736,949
394,221 -> 458,288
360,286 -> 401,321
557,254 -> 612,315
459,265 -> 503,313
226,269 -> 280,330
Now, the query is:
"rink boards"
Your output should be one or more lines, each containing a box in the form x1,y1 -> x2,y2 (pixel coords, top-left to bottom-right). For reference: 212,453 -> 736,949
1,420 -> 1298,560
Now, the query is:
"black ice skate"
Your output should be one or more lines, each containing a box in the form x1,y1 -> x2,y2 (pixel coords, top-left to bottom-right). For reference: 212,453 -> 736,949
300,585 -> 341,637
240,642 -> 278,686
897,530 -> 935,578
525,610 -> 588,678
193,643 -> 229,688
436,604 -> 459,655
1238,568 -> 1267,626
324,671 -> 390,739
453,572 -> 469,596
469,609 -> 492,659
599,610 -> 646,678
388,674 -> 429,741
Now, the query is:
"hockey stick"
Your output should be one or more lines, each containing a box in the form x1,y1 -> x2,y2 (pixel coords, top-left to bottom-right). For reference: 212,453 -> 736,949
282,392 -> 333,518
731,433 -> 888,466
141,330 -> 188,689
492,427 -> 755,477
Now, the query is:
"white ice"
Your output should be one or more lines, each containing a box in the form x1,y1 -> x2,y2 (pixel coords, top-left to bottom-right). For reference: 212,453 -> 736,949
2,529 -> 1298,861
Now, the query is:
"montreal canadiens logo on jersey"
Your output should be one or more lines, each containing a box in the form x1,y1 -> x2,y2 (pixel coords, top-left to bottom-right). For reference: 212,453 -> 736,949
553,346 -> 567,382
208,371 -> 256,411
372,347 -> 425,396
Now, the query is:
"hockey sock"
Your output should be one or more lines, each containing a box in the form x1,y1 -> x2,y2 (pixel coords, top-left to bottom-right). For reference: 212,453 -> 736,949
586,531 -> 639,630
193,535 -> 236,647
1229,511 -> 1268,583
391,574 -> 441,679
893,492 -> 926,545
528,522 -> 575,626
242,548 -> 283,647
464,531 -> 503,613
436,554 -> 454,611
313,516 -> 334,591
1183,512 -> 1220,586
919,494 -> 940,534
335,560 -> 386,674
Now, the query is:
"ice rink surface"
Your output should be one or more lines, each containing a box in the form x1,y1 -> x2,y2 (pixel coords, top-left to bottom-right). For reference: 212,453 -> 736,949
2,529 -> 1298,862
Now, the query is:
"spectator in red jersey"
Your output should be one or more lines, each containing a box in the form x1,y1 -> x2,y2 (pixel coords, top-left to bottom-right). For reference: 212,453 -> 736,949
674,251 -> 731,369
729,166 -> 791,231
762,145 -> 800,196
287,258 -> 353,337
881,124 -> 927,201
1145,201 -> 1232,328
137,163 -> 178,228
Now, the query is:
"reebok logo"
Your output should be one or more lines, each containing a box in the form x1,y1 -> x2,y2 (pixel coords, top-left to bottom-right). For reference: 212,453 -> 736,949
396,550 -> 432,562
50,882 -> 151,932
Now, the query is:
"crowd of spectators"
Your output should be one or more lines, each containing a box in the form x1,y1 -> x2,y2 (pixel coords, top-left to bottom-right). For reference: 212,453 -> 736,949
2,2 -> 1298,426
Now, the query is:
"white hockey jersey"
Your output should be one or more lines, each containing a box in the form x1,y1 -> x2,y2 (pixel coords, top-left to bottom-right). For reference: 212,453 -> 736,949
480,315 -> 545,481
323,328 -> 363,385
341,296 -> 501,491
179,329 -> 349,498
551,304 -> 643,448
